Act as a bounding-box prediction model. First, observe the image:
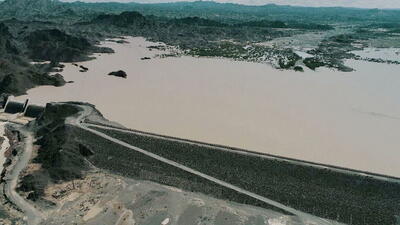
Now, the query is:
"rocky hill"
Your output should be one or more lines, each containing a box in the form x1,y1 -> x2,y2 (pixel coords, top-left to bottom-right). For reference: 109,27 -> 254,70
25,29 -> 113,62
0,23 -> 18,55
0,23 -> 65,96
0,0 -> 399,97
0,0 -> 70,20
88,11 -> 149,27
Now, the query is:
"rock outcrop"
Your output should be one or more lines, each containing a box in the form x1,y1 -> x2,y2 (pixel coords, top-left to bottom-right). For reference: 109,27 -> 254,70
108,70 -> 127,78
0,23 -> 66,96
88,11 -> 148,28
25,29 -> 92,62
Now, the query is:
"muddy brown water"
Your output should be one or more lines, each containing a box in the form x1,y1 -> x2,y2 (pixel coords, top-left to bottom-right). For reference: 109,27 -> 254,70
16,37 -> 400,177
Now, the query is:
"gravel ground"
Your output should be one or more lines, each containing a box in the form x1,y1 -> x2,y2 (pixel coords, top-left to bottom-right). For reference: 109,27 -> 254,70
40,172 -> 305,225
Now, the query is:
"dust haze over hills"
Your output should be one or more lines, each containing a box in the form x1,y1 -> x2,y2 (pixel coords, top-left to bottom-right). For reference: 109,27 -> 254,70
60,0 -> 400,9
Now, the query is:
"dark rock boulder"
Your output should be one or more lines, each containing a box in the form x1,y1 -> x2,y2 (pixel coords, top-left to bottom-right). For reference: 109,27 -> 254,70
79,65 -> 88,72
79,65 -> 88,70
303,57 -> 326,70
48,73 -> 66,87
0,0 -> 67,21
294,66 -> 304,72
108,70 -> 127,78
171,17 -> 227,27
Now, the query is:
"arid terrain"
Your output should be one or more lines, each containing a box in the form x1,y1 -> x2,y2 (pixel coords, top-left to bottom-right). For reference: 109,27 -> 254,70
1,0 -> 400,225
1,102 -> 399,225
16,37 -> 400,177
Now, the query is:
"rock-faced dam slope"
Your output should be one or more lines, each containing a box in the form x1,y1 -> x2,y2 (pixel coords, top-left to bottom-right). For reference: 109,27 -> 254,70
9,102 -> 397,225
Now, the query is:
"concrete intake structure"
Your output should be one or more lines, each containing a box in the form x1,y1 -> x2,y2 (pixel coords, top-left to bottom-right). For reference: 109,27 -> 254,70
24,105 -> 45,118
4,101 -> 25,114
2,99 -> 45,119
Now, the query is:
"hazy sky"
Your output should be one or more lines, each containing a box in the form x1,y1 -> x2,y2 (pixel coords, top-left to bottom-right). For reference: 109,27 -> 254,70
61,0 -> 400,9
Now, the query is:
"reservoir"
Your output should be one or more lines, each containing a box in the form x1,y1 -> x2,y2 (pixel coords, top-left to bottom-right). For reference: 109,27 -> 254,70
16,37 -> 400,177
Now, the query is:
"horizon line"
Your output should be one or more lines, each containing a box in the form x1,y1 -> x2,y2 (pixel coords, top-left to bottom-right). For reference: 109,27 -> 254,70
57,0 -> 400,10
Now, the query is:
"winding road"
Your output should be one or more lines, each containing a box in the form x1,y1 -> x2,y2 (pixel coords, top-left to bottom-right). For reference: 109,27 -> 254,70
0,122 -> 10,174
3,129 -> 44,225
3,104 -> 340,225
84,123 -> 399,183
71,105 -> 339,225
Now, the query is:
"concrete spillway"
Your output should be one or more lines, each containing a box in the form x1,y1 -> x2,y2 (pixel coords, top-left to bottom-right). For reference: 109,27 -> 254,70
2,99 -> 45,119
4,101 -> 25,114
24,105 -> 45,118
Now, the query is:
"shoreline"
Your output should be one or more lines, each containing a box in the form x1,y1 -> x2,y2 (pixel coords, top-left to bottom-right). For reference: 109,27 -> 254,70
85,121 -> 400,183
15,36 -> 400,177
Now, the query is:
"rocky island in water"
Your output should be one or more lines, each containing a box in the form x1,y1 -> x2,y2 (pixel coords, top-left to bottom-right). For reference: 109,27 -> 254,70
108,70 -> 127,78
1,0 -> 400,225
